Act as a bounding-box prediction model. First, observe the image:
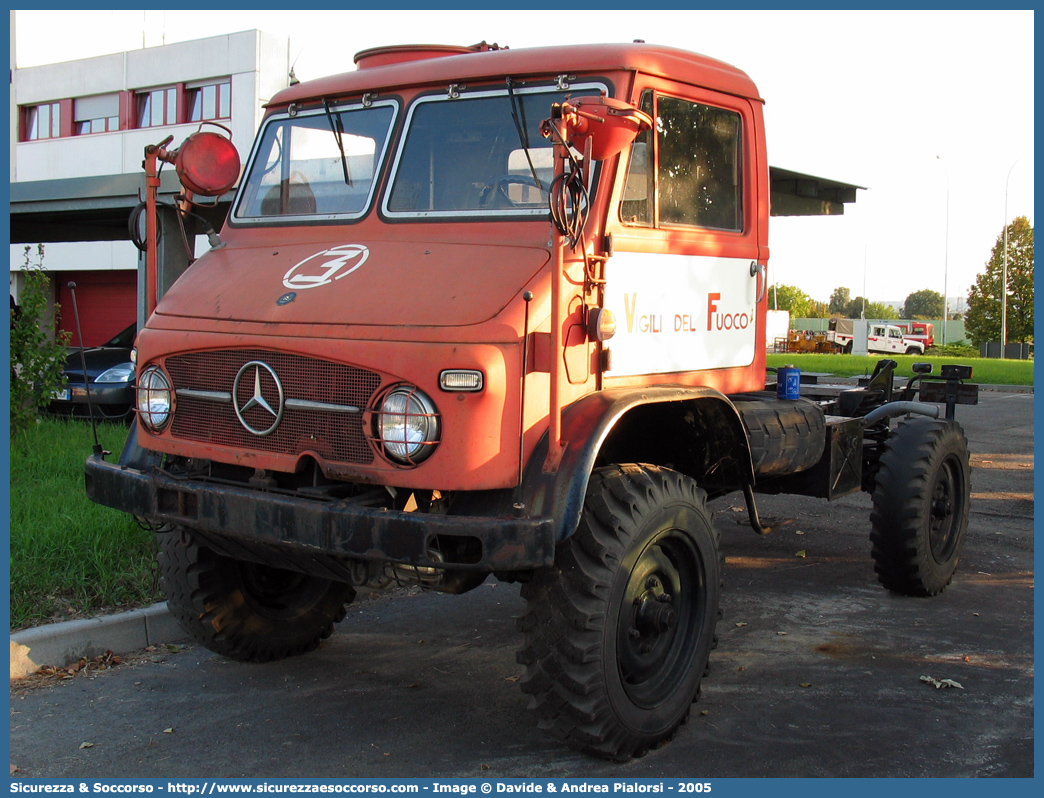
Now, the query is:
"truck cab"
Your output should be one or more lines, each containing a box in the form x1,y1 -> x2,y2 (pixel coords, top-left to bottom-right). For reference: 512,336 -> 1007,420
899,321 -> 936,348
830,318 -> 925,355
870,323 -> 925,355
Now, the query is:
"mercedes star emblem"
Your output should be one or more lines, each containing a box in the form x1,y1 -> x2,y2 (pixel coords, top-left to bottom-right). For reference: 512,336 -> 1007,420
233,361 -> 285,436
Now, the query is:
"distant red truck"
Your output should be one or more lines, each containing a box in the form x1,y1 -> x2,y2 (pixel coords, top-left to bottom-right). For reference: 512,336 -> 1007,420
898,321 -> 936,348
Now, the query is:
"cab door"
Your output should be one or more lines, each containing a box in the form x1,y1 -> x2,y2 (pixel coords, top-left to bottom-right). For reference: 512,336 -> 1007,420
887,327 -> 904,353
602,81 -> 765,392
869,325 -> 885,352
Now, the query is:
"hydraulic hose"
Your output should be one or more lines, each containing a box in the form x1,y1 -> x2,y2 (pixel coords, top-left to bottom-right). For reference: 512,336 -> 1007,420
862,401 -> 940,426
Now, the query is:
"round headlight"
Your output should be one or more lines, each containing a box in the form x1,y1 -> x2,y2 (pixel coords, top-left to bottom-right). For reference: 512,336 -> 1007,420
96,362 -> 135,384
377,386 -> 439,464
137,365 -> 173,431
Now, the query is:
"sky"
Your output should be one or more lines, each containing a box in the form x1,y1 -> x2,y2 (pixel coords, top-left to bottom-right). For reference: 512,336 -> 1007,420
12,8 -> 1035,309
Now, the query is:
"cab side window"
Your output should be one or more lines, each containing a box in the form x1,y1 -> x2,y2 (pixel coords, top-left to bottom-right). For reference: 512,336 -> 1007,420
620,90 -> 743,231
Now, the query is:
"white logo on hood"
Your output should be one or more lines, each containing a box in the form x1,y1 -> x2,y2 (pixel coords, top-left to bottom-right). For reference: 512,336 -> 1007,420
282,244 -> 370,289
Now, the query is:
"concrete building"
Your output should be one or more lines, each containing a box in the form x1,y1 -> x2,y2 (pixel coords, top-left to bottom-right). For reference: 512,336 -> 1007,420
10,22 -> 290,344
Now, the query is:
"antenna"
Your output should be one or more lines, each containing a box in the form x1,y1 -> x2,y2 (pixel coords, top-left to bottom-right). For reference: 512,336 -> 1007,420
289,42 -> 304,86
67,282 -> 104,457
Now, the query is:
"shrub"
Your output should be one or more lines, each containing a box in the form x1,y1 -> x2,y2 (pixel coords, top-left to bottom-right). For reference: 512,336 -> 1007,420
10,245 -> 71,435
930,343 -> 978,358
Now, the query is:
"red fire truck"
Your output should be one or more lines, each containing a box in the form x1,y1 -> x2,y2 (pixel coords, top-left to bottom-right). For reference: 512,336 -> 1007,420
899,321 -> 936,349
85,41 -> 976,759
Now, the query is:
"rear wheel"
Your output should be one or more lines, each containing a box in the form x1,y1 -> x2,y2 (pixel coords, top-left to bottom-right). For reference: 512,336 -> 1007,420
517,464 -> 722,760
869,418 -> 971,596
158,526 -> 353,662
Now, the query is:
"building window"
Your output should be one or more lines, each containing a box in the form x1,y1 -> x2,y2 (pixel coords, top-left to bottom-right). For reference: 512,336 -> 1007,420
187,80 -> 231,122
137,87 -> 177,128
22,102 -> 61,140
74,94 -> 120,135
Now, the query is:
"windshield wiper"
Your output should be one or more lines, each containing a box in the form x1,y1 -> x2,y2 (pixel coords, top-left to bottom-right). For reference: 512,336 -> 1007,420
506,78 -> 542,190
322,99 -> 352,186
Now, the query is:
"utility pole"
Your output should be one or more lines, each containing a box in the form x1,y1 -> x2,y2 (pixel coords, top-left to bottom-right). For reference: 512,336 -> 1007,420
936,156 -> 949,346
1002,159 -> 1021,353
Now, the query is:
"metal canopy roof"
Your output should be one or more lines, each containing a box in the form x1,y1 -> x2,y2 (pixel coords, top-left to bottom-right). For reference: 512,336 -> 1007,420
769,166 -> 864,216
9,173 -> 232,245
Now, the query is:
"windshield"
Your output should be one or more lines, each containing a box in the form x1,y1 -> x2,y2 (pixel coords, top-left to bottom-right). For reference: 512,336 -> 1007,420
232,99 -> 397,223
384,82 -> 606,218
105,323 -> 136,348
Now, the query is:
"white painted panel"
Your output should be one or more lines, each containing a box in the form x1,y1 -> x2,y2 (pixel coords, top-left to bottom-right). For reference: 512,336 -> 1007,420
852,320 -> 869,356
10,240 -> 139,272
604,251 -> 758,376
17,134 -> 125,180
127,31 -> 263,89
16,53 -> 126,103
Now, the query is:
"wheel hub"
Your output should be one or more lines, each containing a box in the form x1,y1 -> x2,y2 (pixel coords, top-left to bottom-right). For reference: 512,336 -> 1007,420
633,577 -> 677,637
616,532 -> 707,708
928,459 -> 961,563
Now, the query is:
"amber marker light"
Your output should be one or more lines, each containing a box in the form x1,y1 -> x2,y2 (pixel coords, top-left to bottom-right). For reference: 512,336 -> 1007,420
588,307 -> 617,342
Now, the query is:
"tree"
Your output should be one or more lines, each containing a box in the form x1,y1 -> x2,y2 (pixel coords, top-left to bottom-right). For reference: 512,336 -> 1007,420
10,245 -> 71,434
965,216 -> 1034,345
901,289 -> 944,319
864,301 -> 899,320
828,286 -> 851,315
770,284 -> 813,317
843,296 -> 867,318
806,300 -> 830,319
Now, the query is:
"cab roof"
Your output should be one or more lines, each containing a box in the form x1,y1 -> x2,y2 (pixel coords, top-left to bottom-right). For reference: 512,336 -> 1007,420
268,42 -> 763,107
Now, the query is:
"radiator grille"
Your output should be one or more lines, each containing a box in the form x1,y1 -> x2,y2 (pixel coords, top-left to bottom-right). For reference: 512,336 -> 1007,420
165,350 -> 381,464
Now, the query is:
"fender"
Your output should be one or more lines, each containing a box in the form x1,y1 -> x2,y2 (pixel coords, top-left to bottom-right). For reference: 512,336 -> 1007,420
518,386 -> 755,542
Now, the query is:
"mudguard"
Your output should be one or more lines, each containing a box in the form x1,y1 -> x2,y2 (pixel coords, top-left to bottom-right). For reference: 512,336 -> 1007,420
517,386 -> 755,542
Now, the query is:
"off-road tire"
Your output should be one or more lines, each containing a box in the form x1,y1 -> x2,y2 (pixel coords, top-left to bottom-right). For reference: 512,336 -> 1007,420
843,341 -> 853,354
869,418 -> 971,596
517,464 -> 722,760
158,526 -> 354,662
731,396 -> 826,477
905,346 -> 919,355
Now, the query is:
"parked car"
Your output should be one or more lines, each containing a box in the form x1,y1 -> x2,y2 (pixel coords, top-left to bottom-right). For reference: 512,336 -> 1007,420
49,323 -> 136,420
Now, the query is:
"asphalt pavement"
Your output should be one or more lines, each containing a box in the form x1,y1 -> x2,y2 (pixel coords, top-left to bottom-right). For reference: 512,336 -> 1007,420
9,390 -> 1034,778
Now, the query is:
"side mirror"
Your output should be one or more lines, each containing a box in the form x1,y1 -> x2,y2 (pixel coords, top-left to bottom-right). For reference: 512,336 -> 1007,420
559,96 -> 653,161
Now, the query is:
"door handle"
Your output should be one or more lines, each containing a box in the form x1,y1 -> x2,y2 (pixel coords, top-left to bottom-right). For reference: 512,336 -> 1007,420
750,261 -> 767,304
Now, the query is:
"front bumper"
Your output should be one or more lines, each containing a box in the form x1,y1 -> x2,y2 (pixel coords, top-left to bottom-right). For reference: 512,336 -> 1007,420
84,455 -> 555,572
50,383 -> 134,416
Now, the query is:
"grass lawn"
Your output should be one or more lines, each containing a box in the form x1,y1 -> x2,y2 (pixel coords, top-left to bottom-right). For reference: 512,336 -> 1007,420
9,417 -> 162,631
765,353 -> 1034,385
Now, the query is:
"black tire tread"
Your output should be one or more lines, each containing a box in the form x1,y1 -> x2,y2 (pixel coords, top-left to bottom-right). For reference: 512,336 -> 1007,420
731,397 -> 826,476
869,418 -> 971,596
517,464 -> 722,760
158,526 -> 353,662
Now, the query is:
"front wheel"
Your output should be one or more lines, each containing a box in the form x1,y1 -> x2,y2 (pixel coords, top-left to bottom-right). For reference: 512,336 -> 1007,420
517,464 -> 722,760
158,526 -> 354,662
869,418 -> 971,596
